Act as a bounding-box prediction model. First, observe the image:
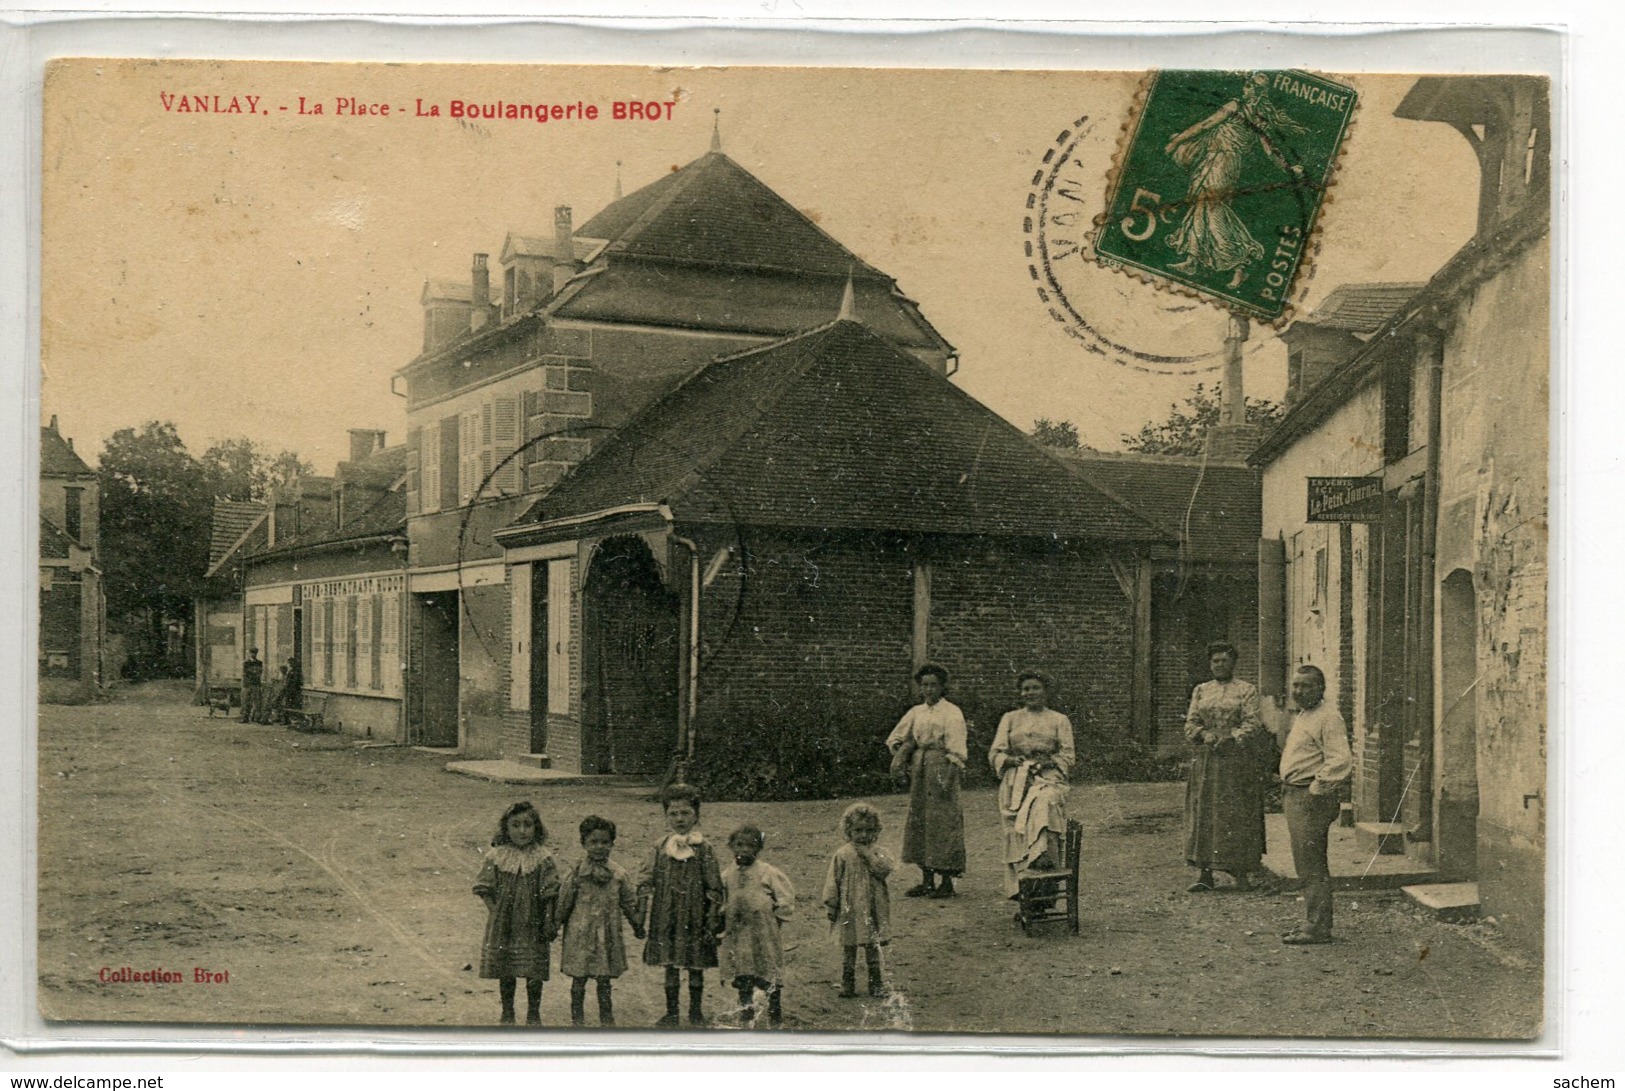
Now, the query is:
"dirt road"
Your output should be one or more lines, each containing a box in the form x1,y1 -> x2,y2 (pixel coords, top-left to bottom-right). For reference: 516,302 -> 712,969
36,688 -> 1541,1039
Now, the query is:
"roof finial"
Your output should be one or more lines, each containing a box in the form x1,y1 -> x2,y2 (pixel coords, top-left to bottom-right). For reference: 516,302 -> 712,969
837,266 -> 856,322
615,159 -> 623,200
710,108 -> 722,153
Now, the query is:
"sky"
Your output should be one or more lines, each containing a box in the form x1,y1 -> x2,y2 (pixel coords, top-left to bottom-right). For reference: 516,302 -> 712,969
40,61 -> 1480,473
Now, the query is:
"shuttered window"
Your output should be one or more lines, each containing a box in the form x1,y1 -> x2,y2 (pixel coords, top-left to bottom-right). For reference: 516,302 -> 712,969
405,427 -> 421,516
420,421 -> 442,514
358,593 -> 374,690
312,599 -> 328,687
492,394 -> 521,495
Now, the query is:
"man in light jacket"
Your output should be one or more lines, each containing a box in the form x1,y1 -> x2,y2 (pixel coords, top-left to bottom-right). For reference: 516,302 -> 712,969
1278,665 -> 1353,944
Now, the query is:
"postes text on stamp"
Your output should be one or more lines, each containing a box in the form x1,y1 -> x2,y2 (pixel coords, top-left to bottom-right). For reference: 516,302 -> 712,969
1093,70 -> 1357,321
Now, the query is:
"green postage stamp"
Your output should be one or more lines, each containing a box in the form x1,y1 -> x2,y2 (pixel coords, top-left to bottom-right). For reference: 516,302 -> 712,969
1094,70 -> 1357,321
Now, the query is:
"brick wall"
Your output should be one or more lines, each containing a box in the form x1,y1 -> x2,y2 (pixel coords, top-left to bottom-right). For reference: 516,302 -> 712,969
687,526 -> 914,797
927,539 -> 1135,781
1148,566 -> 1259,750
680,527 -> 1138,797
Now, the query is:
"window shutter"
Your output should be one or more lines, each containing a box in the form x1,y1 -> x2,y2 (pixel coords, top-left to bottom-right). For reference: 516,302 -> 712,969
460,409 -> 479,505
405,428 -> 421,516
440,415 -> 460,511
420,422 -> 441,514
380,594 -> 400,695
509,564 -> 531,710
492,395 -> 520,495
478,401 -> 495,497
358,593 -> 374,690
311,599 -> 327,686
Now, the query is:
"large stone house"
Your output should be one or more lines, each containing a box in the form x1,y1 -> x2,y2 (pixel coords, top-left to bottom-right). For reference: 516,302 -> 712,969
39,416 -> 104,703
1251,75 -> 1549,951
256,133 -> 1263,799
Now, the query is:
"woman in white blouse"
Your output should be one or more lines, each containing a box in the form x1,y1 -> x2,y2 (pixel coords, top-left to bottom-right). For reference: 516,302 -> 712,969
988,672 -> 1077,898
886,664 -> 968,899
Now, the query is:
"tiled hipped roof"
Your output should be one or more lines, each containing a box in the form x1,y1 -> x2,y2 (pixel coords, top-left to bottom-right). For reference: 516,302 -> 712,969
40,515 -> 75,560
208,500 -> 268,571
1061,452 -> 1261,565
1295,283 -> 1424,336
553,152 -> 949,353
575,152 -> 883,277
41,426 -> 93,477
514,321 -> 1169,543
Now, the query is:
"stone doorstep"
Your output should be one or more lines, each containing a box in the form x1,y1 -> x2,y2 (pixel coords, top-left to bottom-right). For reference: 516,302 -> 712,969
444,759 -> 654,789
516,753 -> 552,770
1401,881 -> 1480,922
1355,820 -> 1409,856
1261,812 -> 1439,891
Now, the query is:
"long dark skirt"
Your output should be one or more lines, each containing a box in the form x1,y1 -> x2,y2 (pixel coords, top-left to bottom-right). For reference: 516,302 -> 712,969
901,748 -> 966,876
1184,743 -> 1265,873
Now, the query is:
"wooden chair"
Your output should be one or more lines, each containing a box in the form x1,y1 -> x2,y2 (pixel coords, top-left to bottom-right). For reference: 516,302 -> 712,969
285,693 -> 339,734
205,685 -> 237,717
1016,819 -> 1082,935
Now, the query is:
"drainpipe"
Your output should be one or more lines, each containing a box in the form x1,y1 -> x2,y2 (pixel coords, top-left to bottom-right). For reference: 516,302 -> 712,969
668,528 -> 702,774
1416,324 -> 1445,849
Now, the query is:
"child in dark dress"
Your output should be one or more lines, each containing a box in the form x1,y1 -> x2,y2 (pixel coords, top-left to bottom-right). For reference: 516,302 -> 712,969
638,783 -> 724,1027
474,801 -> 560,1025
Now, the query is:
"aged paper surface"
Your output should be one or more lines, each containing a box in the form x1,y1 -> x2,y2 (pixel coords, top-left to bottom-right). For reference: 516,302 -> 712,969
37,59 -> 1547,1039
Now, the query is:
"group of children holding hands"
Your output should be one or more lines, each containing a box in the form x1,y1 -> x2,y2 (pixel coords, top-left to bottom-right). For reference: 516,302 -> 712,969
474,783 -> 897,1029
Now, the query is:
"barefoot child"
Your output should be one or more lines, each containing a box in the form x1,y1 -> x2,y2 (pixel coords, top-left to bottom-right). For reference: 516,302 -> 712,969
557,815 -> 644,1027
638,783 -> 724,1027
822,802 -> 895,999
718,825 -> 795,1028
474,801 -> 560,1025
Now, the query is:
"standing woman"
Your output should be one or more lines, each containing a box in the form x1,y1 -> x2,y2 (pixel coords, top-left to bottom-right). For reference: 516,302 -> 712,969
989,672 -> 1077,898
886,664 -> 968,899
1183,641 -> 1268,892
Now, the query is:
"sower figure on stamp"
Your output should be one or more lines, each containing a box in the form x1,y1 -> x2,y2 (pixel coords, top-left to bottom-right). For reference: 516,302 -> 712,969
886,664 -> 967,899
1278,665 -> 1353,945
1163,72 -> 1308,290
239,647 -> 264,724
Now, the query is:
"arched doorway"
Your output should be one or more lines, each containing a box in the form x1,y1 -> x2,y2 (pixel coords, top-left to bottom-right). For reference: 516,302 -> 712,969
581,536 -> 680,775
1437,568 -> 1480,878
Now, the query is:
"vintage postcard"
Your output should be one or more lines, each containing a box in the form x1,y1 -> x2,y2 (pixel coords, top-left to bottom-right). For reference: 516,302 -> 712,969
35,59 -> 1549,1041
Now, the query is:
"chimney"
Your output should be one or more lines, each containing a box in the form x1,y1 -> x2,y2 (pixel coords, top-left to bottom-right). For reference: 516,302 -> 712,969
48,414 -> 58,433
348,429 -> 386,465
552,206 -> 575,294
1205,315 -> 1261,462
470,253 -> 491,331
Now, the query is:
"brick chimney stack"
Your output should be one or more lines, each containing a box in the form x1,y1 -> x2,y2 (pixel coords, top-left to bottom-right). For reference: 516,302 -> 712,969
553,206 -> 575,294
470,253 -> 492,332
347,428 -> 387,465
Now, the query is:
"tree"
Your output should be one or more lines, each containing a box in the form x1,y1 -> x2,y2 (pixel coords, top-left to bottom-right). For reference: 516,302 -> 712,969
98,422 -> 214,672
200,437 -> 313,501
99,426 -> 314,677
1030,417 -> 1081,450
1121,383 -> 1284,456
